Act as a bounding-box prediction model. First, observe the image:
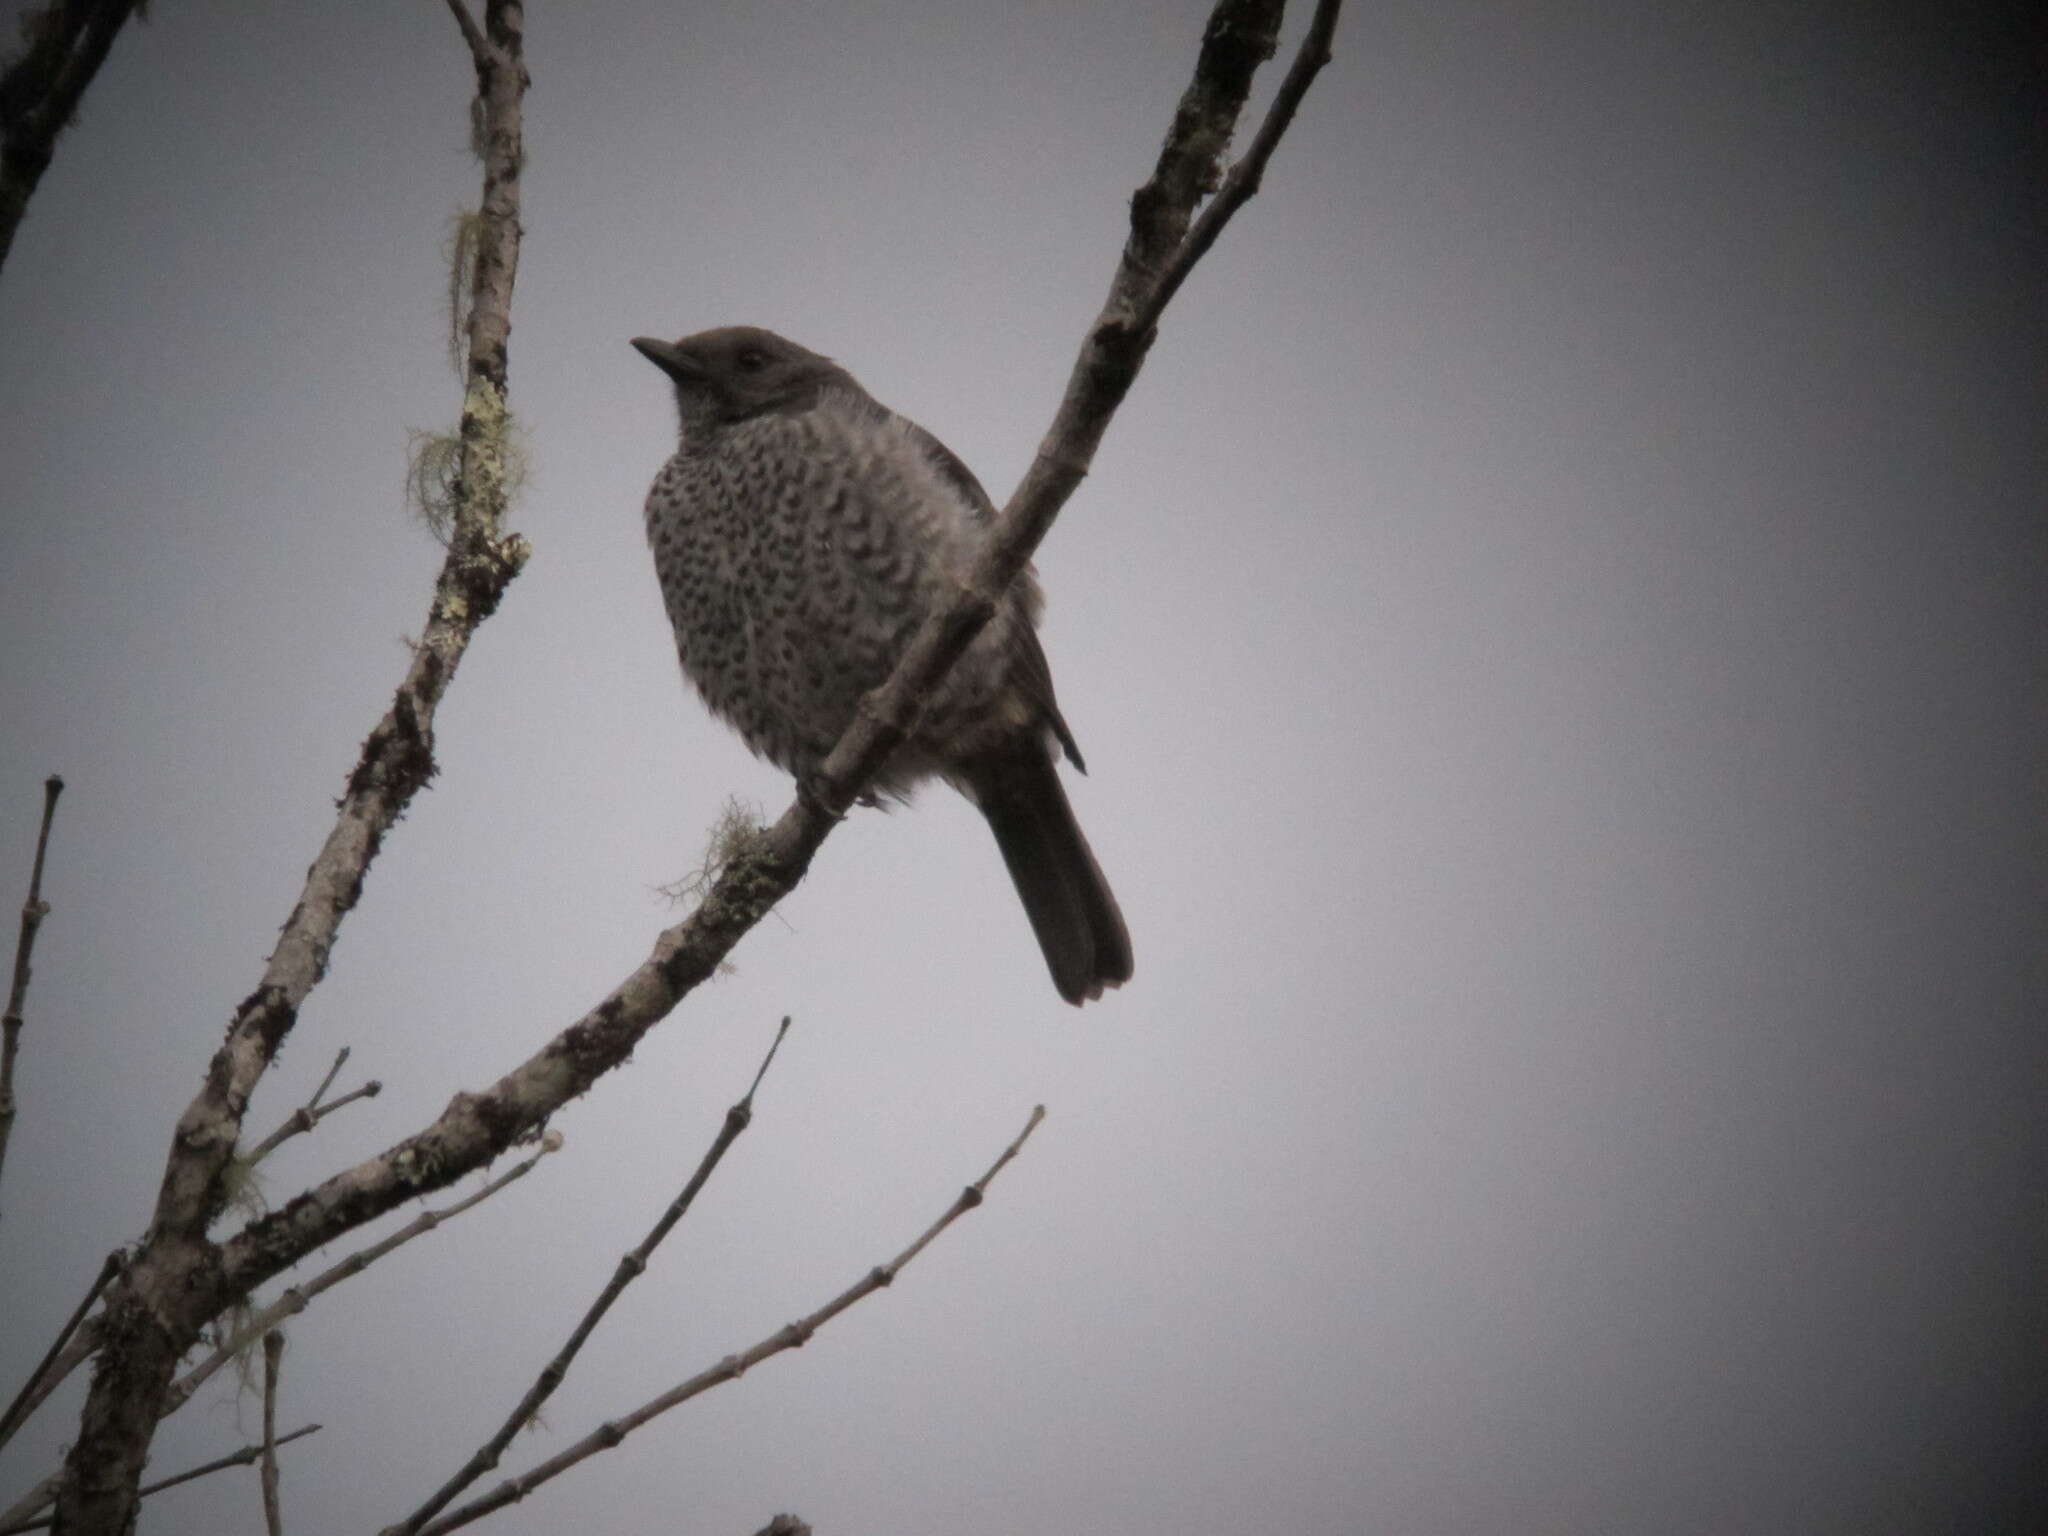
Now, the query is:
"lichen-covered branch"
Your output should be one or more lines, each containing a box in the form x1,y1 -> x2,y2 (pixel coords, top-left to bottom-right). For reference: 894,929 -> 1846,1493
0,0 -> 142,275
46,5 -> 531,1529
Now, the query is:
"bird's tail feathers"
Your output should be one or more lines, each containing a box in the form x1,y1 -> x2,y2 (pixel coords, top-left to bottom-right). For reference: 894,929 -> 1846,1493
962,749 -> 1133,1006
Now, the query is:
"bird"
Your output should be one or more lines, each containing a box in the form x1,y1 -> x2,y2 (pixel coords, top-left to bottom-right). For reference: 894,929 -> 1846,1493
632,325 -> 1132,1006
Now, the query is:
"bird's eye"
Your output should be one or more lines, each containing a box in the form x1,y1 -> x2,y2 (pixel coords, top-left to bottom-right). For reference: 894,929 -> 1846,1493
735,348 -> 770,372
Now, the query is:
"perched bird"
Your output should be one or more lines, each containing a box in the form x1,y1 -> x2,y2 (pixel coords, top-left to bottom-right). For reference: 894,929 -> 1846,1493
633,325 -> 1133,1005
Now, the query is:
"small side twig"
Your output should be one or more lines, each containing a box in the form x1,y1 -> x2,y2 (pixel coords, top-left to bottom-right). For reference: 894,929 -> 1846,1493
0,1246 -> 116,1450
242,1049 -> 382,1169
0,1425 -> 321,1536
258,1333 -> 284,1536
416,1105 -> 1047,1536
440,0 -> 489,68
0,773 -> 63,1214
163,1138 -> 558,1417
386,1017 -> 791,1536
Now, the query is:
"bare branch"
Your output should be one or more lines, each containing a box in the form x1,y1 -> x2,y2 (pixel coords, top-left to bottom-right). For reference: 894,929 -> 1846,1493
0,773 -> 63,1212
165,1137 -> 558,1417
386,1018 -> 791,1536
416,1106 -> 1047,1536
210,0 -> 1333,1317
0,1247 -> 115,1449
258,1333 -> 284,1536
49,4 -> 532,1526
0,1 -> 143,275
0,1426 -> 321,1535
1136,0 -> 1342,334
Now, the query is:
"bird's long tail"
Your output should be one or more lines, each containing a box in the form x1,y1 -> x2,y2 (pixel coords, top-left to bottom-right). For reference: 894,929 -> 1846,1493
961,748 -> 1133,1006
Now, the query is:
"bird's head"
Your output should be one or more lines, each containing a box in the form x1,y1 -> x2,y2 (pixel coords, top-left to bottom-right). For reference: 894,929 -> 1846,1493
632,326 -> 853,430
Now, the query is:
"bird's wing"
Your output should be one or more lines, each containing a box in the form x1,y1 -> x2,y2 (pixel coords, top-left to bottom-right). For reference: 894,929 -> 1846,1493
900,415 -> 1090,770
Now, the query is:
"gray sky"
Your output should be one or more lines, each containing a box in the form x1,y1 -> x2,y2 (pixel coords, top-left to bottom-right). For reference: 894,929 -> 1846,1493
2,1 -> 2043,1532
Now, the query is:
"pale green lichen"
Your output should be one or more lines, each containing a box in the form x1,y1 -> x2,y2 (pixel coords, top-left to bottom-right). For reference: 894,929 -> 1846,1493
406,380 -> 527,547
460,376 -> 527,518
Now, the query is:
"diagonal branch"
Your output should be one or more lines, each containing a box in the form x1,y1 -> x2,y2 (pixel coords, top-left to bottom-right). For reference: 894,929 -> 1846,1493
0,0 -> 143,275
386,1016 -> 791,1536
414,1105 -> 1046,1536
0,1247 -> 114,1449
47,4 -> 532,1530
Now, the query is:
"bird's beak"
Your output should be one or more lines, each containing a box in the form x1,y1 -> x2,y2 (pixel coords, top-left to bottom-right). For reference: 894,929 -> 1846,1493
631,336 -> 701,383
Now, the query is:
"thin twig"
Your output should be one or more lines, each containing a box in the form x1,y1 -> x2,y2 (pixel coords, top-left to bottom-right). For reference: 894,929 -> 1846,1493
258,1333 -> 284,1536
387,1017 -> 791,1536
308,1047 -> 348,1111
0,773 -> 63,1213
0,1325 -> 94,1443
165,1137 -> 558,1417
416,1106 -> 1047,1536
0,1247 -> 115,1450
0,1426 -> 321,1535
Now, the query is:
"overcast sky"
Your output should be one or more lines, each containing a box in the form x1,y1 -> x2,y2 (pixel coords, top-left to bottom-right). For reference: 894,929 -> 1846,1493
2,2 -> 2043,1532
